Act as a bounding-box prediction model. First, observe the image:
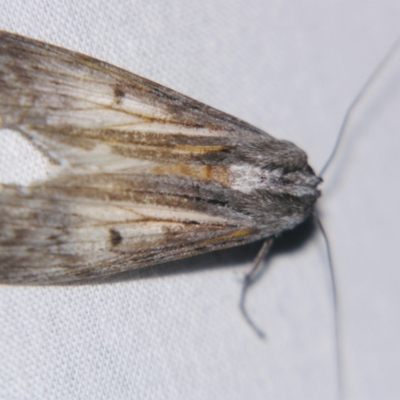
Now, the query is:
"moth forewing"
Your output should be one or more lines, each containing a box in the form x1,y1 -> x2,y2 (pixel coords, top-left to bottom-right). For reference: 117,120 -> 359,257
0,31 -> 321,283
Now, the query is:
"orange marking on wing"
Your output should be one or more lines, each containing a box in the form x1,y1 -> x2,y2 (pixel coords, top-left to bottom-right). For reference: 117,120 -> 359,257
216,228 -> 253,240
152,163 -> 229,185
198,228 -> 254,246
173,144 -> 227,153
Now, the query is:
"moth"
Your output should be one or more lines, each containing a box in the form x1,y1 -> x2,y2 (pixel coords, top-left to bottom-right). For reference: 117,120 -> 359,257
0,31 -> 321,288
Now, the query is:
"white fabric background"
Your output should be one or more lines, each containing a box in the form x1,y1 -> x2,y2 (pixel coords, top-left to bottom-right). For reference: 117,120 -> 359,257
1,1 -> 400,399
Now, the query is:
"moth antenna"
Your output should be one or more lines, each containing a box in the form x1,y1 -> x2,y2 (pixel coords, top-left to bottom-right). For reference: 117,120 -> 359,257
239,238 -> 274,339
314,214 -> 343,398
316,37 -> 400,398
319,36 -> 400,178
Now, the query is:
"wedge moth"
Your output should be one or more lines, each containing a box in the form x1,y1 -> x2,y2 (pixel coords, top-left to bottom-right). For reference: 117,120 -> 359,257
0,31 -> 321,285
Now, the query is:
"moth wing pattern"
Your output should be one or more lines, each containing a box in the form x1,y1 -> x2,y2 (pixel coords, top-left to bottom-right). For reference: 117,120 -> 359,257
0,31 -> 320,283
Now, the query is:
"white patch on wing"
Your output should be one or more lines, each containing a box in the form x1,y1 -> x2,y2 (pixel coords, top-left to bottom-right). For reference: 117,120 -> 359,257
19,131 -> 160,178
61,202 -> 235,264
113,123 -> 228,137
229,165 -> 282,193
69,201 -> 232,225
31,69 -> 228,138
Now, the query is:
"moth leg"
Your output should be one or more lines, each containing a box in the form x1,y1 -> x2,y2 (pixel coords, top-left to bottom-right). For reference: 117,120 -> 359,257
239,237 -> 274,339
